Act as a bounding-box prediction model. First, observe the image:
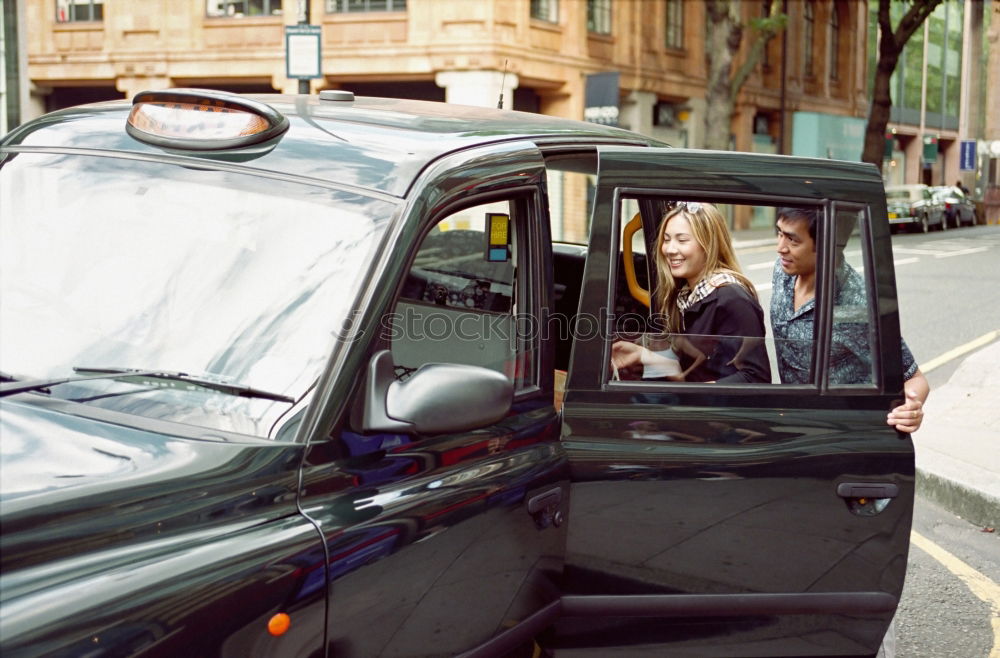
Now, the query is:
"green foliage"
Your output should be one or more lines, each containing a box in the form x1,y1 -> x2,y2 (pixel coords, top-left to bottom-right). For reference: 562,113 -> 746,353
748,13 -> 788,35
886,0 -> 963,119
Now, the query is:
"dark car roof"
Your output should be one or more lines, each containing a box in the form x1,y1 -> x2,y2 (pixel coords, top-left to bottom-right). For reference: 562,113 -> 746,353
2,94 -> 664,198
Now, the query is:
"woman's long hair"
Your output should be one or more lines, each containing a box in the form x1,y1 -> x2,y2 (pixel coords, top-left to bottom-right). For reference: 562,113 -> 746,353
653,203 -> 757,333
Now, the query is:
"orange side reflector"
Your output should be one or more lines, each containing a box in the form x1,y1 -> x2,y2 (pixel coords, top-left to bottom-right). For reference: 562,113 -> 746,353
267,613 -> 291,637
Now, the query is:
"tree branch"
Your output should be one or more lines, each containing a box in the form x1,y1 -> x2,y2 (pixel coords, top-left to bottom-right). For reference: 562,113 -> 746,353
730,0 -> 785,93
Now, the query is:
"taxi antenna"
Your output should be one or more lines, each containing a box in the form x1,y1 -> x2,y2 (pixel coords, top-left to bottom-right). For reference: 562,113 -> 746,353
497,60 -> 509,110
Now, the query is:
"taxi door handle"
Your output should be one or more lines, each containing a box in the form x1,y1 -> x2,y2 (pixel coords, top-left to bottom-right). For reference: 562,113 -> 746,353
527,488 -> 563,529
836,482 -> 899,499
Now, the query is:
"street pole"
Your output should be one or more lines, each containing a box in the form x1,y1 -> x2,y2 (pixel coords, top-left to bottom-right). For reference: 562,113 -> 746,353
778,0 -> 787,155
298,0 -> 310,95
919,19 -> 929,184
958,0 -> 973,191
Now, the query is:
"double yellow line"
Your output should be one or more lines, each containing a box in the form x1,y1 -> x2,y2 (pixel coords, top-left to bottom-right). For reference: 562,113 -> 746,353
920,330 -> 999,375
910,532 -> 1000,657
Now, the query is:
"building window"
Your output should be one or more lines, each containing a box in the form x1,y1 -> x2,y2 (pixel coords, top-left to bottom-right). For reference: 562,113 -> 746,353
665,0 -> 683,49
588,0 -> 611,34
206,0 -> 283,17
944,3 -> 962,118
56,0 -> 103,23
829,3 -> 840,81
803,2 -> 815,77
760,1 -> 771,70
326,0 -> 407,11
531,0 -> 559,23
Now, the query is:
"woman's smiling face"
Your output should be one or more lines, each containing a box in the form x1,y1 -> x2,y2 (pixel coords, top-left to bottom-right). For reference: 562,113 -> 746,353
660,213 -> 707,287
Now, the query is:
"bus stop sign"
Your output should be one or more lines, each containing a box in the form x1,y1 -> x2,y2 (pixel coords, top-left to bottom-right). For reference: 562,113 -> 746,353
286,25 -> 322,80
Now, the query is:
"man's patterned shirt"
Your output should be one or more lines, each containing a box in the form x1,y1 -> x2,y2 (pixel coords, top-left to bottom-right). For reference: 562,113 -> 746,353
770,259 -> 917,385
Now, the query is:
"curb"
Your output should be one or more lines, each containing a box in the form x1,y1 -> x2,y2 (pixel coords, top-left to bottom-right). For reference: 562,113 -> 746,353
916,468 -> 999,529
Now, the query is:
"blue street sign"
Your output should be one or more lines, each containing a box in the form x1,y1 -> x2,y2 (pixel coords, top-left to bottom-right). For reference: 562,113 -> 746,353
959,140 -> 977,171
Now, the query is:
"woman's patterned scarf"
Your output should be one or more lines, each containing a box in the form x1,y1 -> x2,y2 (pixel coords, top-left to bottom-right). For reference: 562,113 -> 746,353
676,272 -> 745,329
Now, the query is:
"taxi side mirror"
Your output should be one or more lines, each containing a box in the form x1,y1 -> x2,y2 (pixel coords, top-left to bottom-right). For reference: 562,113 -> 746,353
361,350 -> 513,434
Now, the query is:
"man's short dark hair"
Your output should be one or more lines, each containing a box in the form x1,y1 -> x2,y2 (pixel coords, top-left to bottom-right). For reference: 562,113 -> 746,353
776,206 -> 818,242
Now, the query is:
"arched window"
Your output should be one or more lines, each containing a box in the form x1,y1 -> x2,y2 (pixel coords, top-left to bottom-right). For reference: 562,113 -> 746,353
829,3 -> 841,81
761,1 -> 771,70
531,0 -> 559,23
665,0 -> 683,49
587,0 -> 612,35
804,2 -> 815,77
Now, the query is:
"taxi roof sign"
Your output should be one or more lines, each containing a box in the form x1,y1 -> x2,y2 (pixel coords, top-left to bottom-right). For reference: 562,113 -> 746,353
126,89 -> 289,151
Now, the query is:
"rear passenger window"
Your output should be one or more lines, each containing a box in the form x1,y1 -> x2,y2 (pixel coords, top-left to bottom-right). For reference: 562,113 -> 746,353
827,206 -> 877,388
599,198 -> 883,390
607,198 -> 773,385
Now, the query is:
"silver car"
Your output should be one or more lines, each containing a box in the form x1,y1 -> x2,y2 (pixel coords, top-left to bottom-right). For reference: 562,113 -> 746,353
931,185 -> 977,228
885,183 -> 946,233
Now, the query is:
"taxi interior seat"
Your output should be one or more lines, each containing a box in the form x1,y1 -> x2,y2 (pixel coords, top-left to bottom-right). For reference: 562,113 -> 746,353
552,243 -> 587,372
551,243 -> 652,373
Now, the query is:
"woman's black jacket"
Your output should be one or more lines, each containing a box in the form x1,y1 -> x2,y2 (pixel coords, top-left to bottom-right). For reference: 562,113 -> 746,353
678,284 -> 771,384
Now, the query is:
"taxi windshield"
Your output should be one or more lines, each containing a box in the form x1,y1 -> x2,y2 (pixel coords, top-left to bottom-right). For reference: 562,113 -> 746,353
0,152 -> 393,437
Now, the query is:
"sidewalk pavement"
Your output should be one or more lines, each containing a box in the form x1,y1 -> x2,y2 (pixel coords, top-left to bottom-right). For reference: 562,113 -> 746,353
914,339 -> 1000,529
731,227 -> 778,250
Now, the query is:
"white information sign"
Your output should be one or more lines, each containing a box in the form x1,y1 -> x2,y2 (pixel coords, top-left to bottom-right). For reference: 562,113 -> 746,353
285,25 -> 322,80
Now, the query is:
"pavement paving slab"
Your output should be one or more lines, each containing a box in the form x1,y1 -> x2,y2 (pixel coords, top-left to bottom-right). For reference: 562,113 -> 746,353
913,340 -> 1000,529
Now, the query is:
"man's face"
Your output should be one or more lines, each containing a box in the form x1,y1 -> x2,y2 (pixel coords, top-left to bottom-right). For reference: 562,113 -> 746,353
775,217 -> 816,278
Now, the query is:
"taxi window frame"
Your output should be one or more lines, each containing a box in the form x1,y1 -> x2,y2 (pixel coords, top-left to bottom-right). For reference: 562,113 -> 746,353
385,186 -> 544,401
599,188 -> 837,395
820,201 -> 882,394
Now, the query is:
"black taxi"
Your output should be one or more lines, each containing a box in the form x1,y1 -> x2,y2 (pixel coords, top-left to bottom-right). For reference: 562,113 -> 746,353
0,89 -> 914,657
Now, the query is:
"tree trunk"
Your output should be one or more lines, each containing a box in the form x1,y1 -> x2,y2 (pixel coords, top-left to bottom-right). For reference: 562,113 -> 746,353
861,43 -> 899,167
703,0 -> 741,151
702,0 -> 784,152
861,0 -> 944,168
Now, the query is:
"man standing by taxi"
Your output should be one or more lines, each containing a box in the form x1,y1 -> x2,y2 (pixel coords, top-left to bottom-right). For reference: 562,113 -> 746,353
770,207 -> 929,433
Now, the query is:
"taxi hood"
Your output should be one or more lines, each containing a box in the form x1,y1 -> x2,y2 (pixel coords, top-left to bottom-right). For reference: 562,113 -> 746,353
0,398 -> 304,572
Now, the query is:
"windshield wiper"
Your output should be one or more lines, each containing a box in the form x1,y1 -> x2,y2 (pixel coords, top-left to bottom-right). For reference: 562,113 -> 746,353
0,370 -> 162,397
73,367 -> 296,403
0,367 -> 295,404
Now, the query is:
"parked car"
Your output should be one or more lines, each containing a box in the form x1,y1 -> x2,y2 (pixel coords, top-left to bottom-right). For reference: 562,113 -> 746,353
885,183 -> 946,232
931,185 -> 977,228
1,89 -> 916,657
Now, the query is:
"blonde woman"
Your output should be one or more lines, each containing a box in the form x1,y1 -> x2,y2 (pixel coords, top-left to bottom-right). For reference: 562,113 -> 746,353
611,202 -> 771,383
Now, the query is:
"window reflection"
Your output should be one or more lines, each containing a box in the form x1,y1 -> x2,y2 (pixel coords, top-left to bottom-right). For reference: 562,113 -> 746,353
1,154 -> 391,435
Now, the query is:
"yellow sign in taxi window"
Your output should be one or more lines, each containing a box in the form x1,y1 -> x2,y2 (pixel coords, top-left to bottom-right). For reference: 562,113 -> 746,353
485,213 -> 509,262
